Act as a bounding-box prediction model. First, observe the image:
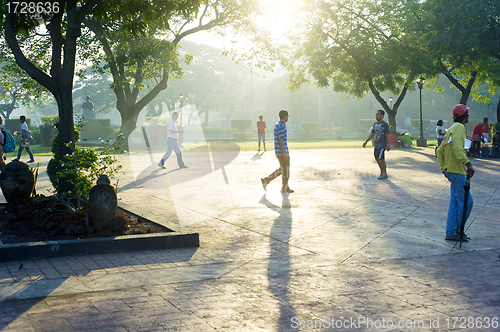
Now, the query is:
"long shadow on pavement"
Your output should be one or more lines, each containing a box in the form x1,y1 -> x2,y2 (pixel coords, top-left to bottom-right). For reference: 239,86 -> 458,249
261,193 -> 297,331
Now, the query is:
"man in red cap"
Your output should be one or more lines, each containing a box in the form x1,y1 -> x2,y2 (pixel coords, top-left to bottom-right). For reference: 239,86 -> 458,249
436,104 -> 475,241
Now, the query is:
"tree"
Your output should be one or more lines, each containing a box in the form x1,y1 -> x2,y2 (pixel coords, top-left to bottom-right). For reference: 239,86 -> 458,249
153,41 -> 263,125
282,0 -> 430,132
84,0 -> 260,144
2,0 -> 102,193
421,0 -> 500,115
0,56 -> 47,119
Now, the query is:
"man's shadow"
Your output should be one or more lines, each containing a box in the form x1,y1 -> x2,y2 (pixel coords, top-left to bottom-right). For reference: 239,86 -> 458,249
260,193 -> 296,331
251,151 -> 266,161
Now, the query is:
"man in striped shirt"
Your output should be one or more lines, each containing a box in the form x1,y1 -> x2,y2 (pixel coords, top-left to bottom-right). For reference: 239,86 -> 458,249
261,110 -> 294,193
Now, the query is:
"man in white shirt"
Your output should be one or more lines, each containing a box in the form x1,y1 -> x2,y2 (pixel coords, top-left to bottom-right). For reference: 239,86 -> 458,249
158,112 -> 188,169
14,115 -> 34,163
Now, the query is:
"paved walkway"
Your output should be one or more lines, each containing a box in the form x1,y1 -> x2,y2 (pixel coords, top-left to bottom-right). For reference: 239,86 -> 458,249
1,145 -> 500,331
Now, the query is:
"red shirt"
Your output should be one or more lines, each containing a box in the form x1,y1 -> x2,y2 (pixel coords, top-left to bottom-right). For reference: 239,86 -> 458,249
472,125 -> 483,141
482,123 -> 489,133
257,121 -> 266,134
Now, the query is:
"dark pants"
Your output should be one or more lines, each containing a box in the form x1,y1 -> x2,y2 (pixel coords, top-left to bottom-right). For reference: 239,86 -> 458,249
471,141 -> 481,157
264,156 -> 290,189
17,144 -> 34,160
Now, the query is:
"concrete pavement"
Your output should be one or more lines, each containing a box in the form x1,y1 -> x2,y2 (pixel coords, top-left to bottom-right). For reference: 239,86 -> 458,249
1,145 -> 499,331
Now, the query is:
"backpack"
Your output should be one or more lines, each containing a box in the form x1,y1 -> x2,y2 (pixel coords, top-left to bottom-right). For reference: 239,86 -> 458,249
1,130 -> 16,153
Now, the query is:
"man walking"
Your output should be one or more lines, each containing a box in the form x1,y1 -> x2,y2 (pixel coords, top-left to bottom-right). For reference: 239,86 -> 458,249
158,112 -> 188,169
257,115 -> 267,152
261,110 -> 294,193
363,110 -> 390,179
437,104 -> 474,242
14,115 -> 34,163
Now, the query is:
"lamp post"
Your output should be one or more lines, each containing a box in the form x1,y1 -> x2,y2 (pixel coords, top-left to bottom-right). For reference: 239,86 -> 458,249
179,94 -> 184,126
416,77 -> 427,147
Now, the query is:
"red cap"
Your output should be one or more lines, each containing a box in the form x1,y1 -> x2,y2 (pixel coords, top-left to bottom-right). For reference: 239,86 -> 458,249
452,104 -> 469,117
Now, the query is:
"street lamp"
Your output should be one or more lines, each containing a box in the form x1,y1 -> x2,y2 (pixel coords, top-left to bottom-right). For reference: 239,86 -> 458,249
416,77 -> 427,147
179,94 -> 184,126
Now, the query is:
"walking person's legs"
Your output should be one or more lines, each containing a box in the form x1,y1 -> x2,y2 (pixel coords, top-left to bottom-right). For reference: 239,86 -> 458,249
26,146 -> 34,162
445,171 -> 473,238
374,148 -> 388,179
16,145 -> 24,161
172,139 -> 187,168
279,156 -> 292,192
158,138 -> 175,168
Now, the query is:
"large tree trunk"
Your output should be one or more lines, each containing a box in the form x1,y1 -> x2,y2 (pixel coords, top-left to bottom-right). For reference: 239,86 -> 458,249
368,79 -> 409,134
497,94 -> 500,123
442,70 -> 478,106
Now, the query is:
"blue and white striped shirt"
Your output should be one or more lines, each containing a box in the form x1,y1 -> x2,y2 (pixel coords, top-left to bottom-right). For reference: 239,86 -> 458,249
274,121 -> 289,156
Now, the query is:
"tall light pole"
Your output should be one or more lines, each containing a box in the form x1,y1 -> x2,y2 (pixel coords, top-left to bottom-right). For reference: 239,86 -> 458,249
389,96 -> 393,132
179,94 -> 184,126
416,77 -> 427,147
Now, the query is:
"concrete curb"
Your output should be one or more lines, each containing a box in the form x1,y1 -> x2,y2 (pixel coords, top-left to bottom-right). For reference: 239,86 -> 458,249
0,207 -> 199,262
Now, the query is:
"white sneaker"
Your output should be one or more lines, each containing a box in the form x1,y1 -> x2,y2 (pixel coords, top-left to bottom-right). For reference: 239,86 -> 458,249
158,161 -> 165,169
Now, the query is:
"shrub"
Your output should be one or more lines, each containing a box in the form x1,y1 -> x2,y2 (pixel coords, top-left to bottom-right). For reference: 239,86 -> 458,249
46,118 -> 123,198
232,132 -> 253,139
491,122 -> 500,136
358,119 -> 375,129
231,120 -> 252,132
40,115 -> 59,125
301,122 -> 318,132
410,119 -> 431,129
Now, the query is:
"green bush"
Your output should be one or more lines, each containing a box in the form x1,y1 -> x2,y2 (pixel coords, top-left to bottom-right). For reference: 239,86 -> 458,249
491,122 -> 500,135
358,119 -> 375,129
331,126 -> 350,134
232,132 -> 253,139
40,115 -> 59,125
410,119 -> 431,129
409,131 -> 431,138
231,120 -> 252,132
298,132 -> 317,138
301,122 -> 318,132
202,126 -> 236,134
47,120 -> 122,197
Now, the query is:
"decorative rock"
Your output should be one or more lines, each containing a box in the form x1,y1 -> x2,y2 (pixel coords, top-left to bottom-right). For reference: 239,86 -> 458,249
74,226 -> 86,236
106,219 -> 125,233
89,175 -> 117,228
0,161 -> 34,204
45,221 -> 56,230
64,224 -> 77,235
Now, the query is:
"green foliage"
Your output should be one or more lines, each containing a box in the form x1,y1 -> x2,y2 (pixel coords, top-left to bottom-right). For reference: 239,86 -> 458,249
409,131 -> 432,138
46,120 -> 123,198
331,127 -> 350,134
409,119 -> 431,129
301,122 -> 318,132
40,115 -> 59,125
232,132 -> 253,139
492,122 -> 500,135
231,120 -> 252,132
358,119 -> 375,129
202,126 -> 237,134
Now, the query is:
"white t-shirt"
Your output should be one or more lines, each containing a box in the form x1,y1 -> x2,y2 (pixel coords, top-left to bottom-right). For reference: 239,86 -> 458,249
20,122 -> 29,138
436,125 -> 445,139
167,119 -> 178,139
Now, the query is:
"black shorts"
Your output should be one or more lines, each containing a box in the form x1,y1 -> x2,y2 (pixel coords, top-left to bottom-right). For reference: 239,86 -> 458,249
374,148 -> 385,160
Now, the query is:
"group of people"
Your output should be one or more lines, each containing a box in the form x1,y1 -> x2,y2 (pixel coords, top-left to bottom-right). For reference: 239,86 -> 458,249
0,115 -> 35,172
259,105 -> 478,243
